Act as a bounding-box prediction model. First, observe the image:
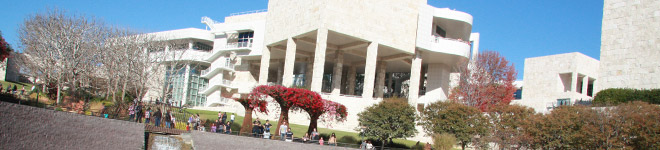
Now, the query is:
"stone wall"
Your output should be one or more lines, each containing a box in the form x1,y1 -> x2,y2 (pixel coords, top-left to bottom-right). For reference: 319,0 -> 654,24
190,131 -> 348,149
0,102 -> 145,150
597,0 -> 660,92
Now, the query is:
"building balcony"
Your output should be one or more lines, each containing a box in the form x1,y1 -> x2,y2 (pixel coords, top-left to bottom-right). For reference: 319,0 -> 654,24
204,97 -> 233,107
199,79 -> 236,95
428,35 -> 471,57
206,41 -> 253,61
200,59 -> 235,78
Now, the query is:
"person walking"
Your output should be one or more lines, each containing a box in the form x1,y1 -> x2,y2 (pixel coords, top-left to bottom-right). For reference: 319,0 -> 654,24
128,103 -> 135,121
230,113 -> 235,124
280,121 -> 288,141
165,110 -> 172,128
221,112 -> 227,124
135,102 -> 143,123
154,108 -> 162,127
145,108 -> 151,124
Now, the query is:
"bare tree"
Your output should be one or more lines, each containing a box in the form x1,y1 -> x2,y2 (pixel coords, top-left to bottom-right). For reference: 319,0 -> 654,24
19,9 -> 107,104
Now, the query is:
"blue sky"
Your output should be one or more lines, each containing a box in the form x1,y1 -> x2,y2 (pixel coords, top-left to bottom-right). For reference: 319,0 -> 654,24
0,0 -> 603,80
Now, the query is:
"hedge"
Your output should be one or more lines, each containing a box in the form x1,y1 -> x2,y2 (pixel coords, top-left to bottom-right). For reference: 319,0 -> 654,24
594,88 -> 660,104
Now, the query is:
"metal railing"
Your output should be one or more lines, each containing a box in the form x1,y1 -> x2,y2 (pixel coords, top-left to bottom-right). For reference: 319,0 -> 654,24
431,35 -> 470,45
229,9 -> 267,16
225,41 -> 253,49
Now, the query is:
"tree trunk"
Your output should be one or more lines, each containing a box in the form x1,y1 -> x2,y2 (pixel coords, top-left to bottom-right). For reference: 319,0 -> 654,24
461,143 -> 466,150
381,140 -> 386,150
56,83 -> 62,105
240,107 -> 254,135
112,81 -> 118,103
275,106 -> 290,136
307,115 -> 319,134
121,81 -> 127,103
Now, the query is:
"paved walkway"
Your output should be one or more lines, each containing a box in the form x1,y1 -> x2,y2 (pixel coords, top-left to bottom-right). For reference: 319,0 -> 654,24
0,102 -> 144,150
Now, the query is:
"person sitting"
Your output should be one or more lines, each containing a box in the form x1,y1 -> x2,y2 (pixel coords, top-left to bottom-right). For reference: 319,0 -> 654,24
303,132 -> 310,143
328,133 -> 337,146
285,128 -> 294,142
311,128 -> 320,141
225,121 -> 232,134
211,123 -> 217,133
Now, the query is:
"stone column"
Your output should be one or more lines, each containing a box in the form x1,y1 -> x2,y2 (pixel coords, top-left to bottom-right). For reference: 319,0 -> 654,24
331,51 -> 344,96
375,61 -> 387,98
582,76 -> 589,95
188,40 -> 194,49
311,28 -> 328,92
409,50 -> 423,106
181,64 -> 191,105
305,59 -> 313,88
387,73 -> 393,96
347,65 -> 357,95
258,46 -> 271,84
282,38 -> 297,87
276,61 -> 283,85
571,72 -> 578,93
362,42 -> 379,98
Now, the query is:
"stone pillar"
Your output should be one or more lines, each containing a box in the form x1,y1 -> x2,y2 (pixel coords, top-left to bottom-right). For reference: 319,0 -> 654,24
582,76 -> 589,95
409,50 -> 423,106
571,72 -> 579,93
305,59 -> 313,88
310,28 -> 328,92
362,42 -> 379,98
347,65 -> 357,95
375,61 -> 387,98
331,51 -> 344,96
276,61 -> 283,85
181,64 -> 191,105
188,40 -> 194,49
282,38 -> 297,87
387,73 -> 393,96
258,46 -> 271,84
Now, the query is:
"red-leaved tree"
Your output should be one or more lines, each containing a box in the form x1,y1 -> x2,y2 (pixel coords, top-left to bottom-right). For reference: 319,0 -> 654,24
449,50 -> 517,111
230,94 -> 268,134
287,87 -> 348,134
250,85 -> 296,136
0,31 -> 12,62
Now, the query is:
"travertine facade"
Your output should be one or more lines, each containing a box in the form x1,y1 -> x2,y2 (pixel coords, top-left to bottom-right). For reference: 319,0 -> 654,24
597,0 -> 660,92
513,52 -> 599,113
144,0 -> 481,142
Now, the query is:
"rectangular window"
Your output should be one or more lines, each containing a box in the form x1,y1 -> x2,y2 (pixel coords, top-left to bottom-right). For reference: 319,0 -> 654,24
237,32 -> 254,47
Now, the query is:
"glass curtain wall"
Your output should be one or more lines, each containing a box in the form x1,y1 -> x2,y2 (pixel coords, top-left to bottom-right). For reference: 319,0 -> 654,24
187,65 -> 208,106
164,64 -> 209,107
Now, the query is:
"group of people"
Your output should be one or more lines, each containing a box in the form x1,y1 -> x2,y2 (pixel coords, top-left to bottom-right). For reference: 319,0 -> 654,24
251,118 -> 272,138
360,140 -> 375,150
127,102 -> 177,129
0,85 -> 32,96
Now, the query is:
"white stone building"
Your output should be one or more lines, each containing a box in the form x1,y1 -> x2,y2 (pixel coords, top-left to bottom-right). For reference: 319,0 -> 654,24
597,0 -> 660,92
512,52 -> 599,113
515,0 -> 660,113
143,0 -> 480,142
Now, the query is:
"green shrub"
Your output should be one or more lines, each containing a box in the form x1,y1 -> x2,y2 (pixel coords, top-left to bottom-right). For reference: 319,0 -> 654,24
433,133 -> 456,150
594,88 -> 660,104
55,107 -> 63,111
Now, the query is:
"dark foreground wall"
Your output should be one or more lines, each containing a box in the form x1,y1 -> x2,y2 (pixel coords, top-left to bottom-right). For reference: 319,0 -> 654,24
191,131 -> 354,150
0,102 -> 144,150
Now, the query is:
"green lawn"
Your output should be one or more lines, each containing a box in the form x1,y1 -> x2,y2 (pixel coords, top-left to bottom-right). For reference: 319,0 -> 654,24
183,109 -> 419,148
0,80 -> 34,91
